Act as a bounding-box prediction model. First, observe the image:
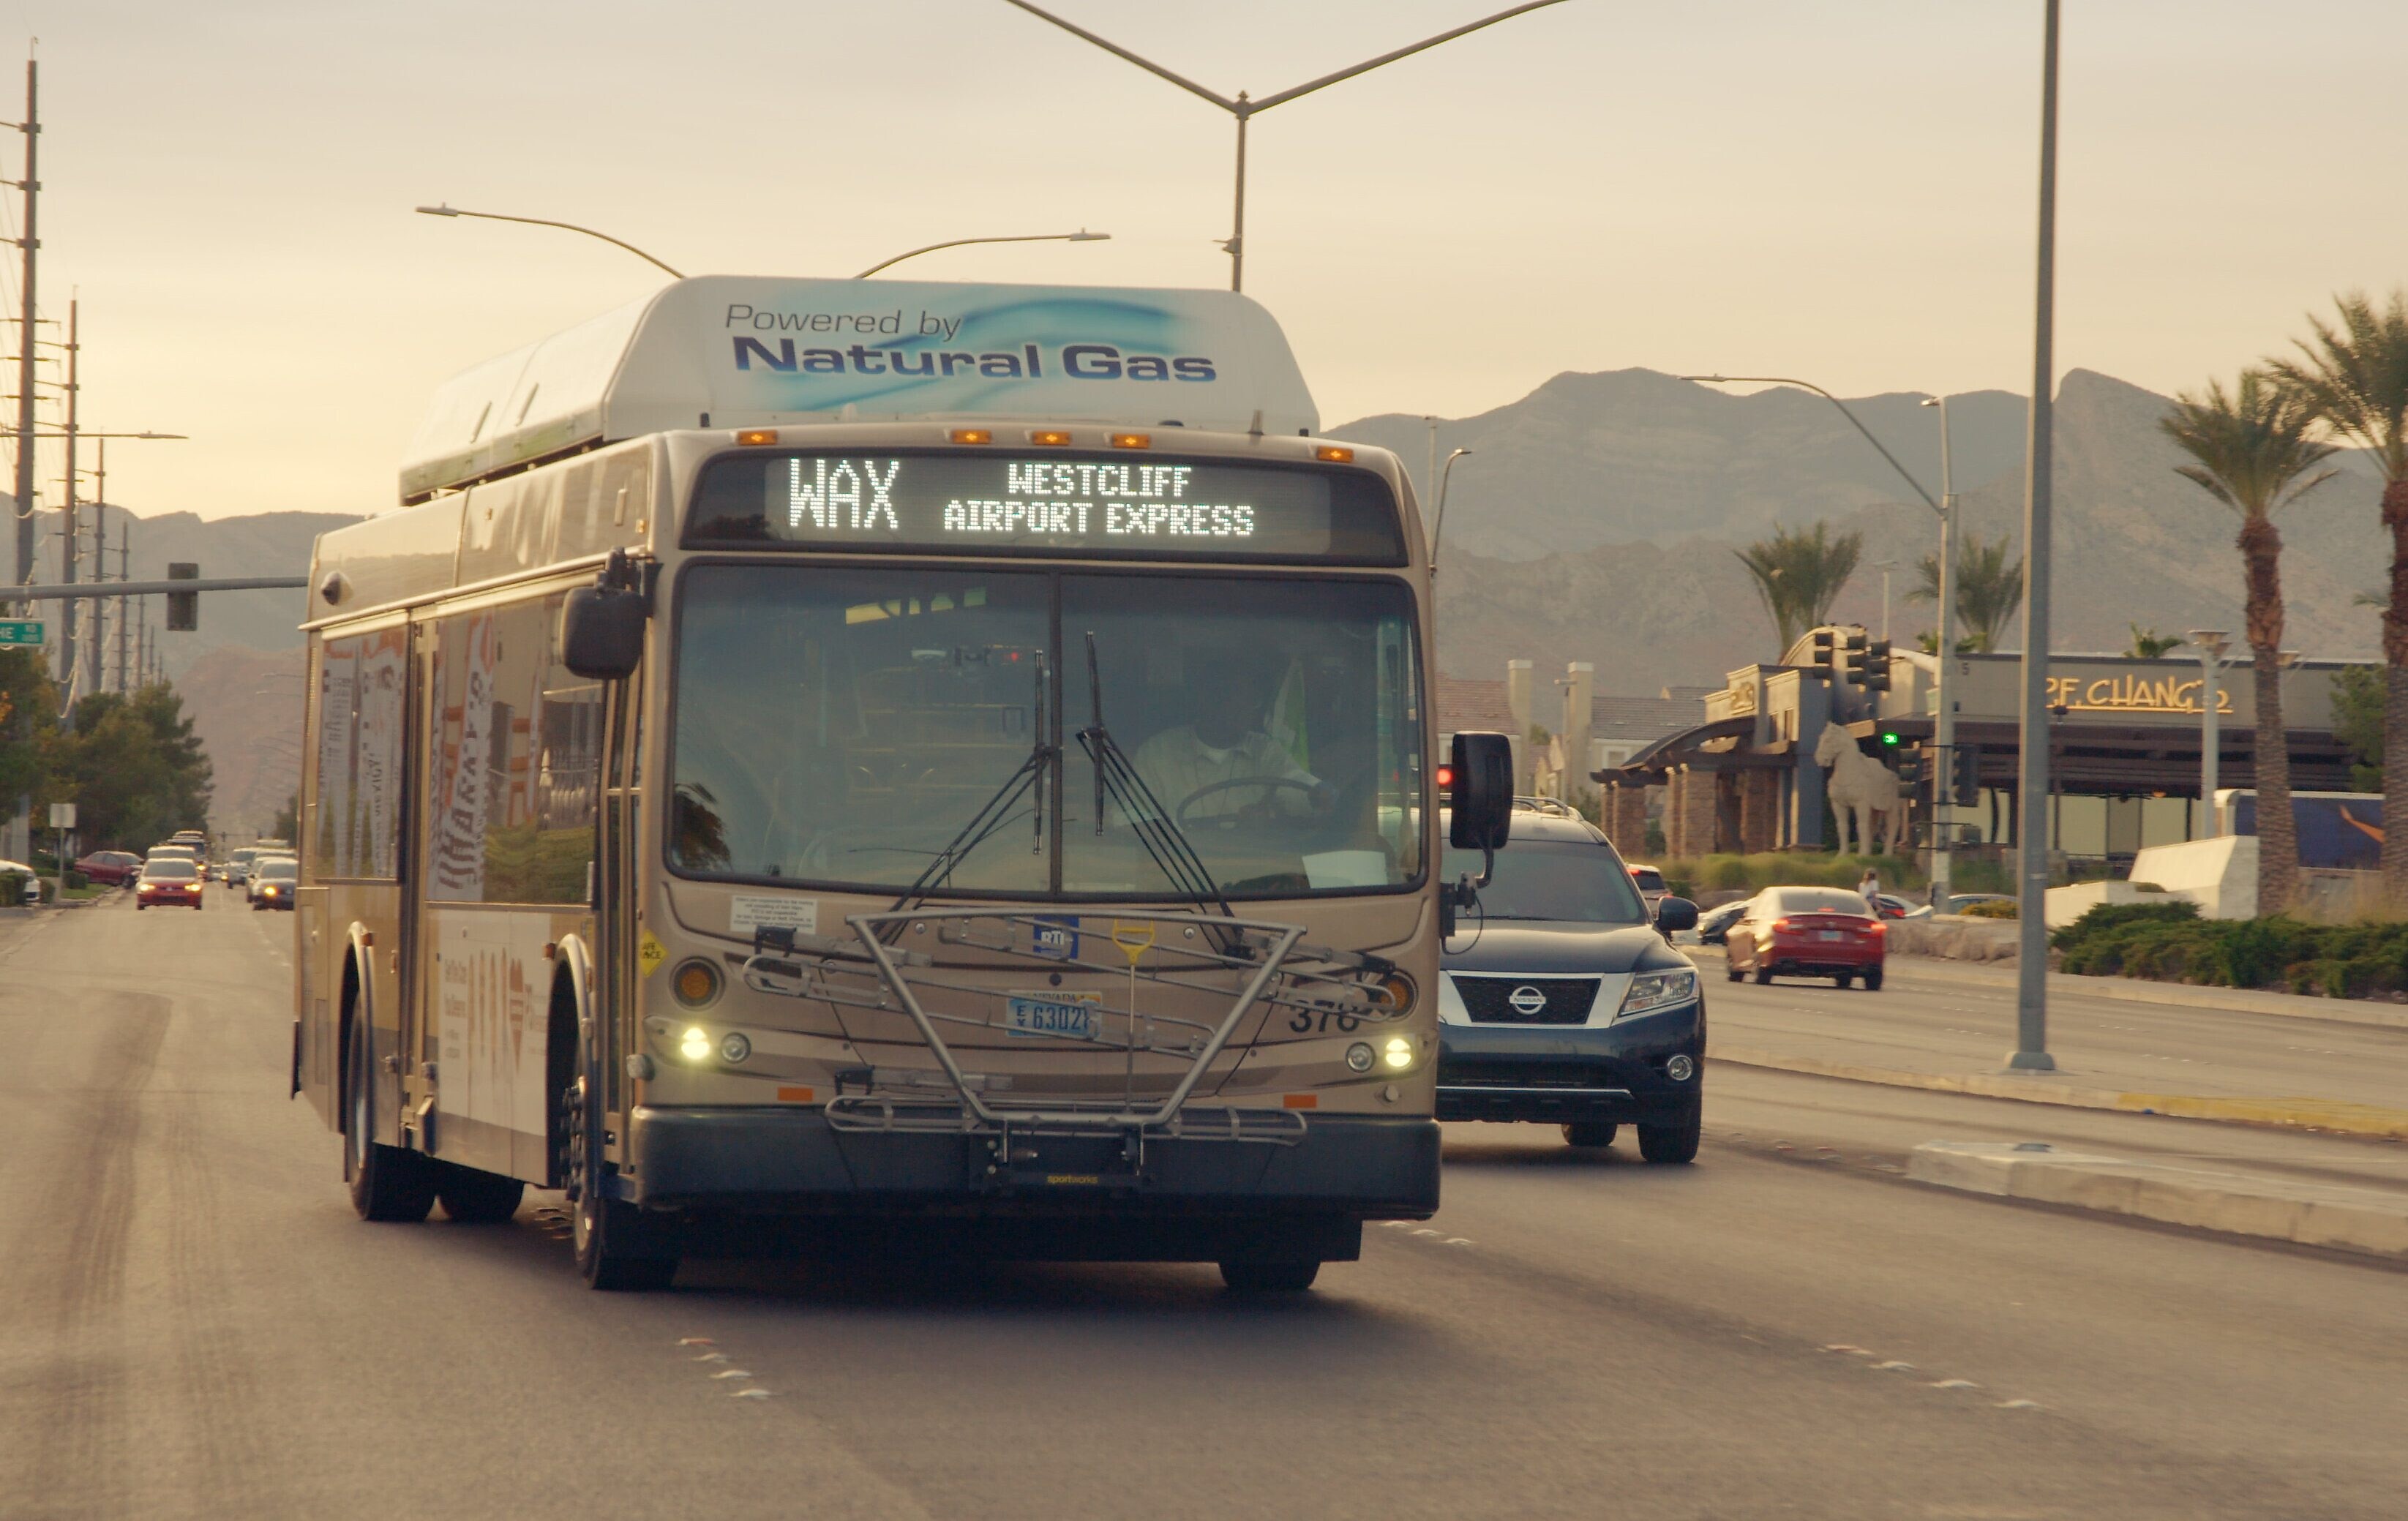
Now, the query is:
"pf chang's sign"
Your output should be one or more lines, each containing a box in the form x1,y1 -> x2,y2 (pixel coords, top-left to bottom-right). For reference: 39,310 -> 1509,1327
2046,672 -> 2235,716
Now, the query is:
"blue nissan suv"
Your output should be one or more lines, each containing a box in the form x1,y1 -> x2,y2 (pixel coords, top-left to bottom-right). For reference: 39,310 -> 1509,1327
1436,804 -> 1703,1162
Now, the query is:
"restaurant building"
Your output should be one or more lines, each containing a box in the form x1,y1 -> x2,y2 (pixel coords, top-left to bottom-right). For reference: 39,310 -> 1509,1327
1594,626 -> 2371,868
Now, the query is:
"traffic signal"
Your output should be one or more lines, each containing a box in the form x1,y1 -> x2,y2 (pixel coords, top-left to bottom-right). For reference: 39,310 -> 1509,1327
1864,639 -> 1891,692
1839,629 -> 1868,685
1894,745 -> 1924,788
166,563 -> 199,632
1952,743 -> 1981,806
1809,628 -> 1835,666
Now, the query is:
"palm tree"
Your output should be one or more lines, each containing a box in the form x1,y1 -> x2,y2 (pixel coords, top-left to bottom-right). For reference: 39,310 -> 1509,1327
2269,290 -> 2408,906
1735,521 -> 1863,653
1907,532 -> 2025,653
2160,372 -> 2340,916
2126,625 -> 2183,659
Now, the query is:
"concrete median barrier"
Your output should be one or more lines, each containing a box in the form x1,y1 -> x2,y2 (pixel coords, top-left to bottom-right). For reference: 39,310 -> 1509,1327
1909,1140 -> 2408,1260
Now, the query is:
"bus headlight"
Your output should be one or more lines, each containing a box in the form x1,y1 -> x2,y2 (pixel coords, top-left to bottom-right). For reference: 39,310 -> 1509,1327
1381,1035 -> 1414,1070
678,1026 -> 711,1062
1345,1042 -> 1376,1073
718,1032 -> 751,1064
1616,968 -> 1699,1020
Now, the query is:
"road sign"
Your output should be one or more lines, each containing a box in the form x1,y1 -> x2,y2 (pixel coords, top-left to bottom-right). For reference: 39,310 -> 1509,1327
48,802 -> 75,829
0,619 -> 44,647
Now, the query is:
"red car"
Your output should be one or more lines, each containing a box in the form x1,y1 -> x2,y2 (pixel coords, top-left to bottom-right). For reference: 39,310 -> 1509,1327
75,850 -> 144,886
1722,886 -> 1885,990
135,858 -> 206,909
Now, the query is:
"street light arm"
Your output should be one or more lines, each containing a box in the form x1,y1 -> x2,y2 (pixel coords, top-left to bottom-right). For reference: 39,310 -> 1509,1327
1684,374 -> 1940,516
1429,448 -> 1474,568
999,1 -> 1238,111
856,230 -> 1109,279
415,205 -> 684,278
1250,0 -> 1571,112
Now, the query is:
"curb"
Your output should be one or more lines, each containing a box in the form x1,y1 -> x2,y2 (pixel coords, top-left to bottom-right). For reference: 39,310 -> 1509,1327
1689,943 -> 2408,1032
1908,1141 -> 2408,1260
1709,1043 -> 2408,1141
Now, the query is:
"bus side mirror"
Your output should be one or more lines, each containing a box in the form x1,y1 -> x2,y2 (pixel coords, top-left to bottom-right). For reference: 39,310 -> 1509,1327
1447,732 -> 1512,852
561,586 -> 645,680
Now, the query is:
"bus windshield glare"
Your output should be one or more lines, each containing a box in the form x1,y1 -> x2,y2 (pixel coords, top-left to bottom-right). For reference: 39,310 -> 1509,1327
670,563 -> 1424,898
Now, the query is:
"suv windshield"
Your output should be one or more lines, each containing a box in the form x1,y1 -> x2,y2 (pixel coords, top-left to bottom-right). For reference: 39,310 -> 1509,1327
670,564 -> 1423,899
1441,838 -> 1648,925
259,860 -> 298,881
143,860 -> 196,880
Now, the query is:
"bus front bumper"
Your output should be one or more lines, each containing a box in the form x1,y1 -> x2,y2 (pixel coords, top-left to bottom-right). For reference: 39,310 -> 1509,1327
620,1105 -> 1440,1223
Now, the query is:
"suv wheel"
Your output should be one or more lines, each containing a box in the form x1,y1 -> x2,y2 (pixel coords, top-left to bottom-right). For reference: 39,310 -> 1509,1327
1561,1122 -> 1617,1149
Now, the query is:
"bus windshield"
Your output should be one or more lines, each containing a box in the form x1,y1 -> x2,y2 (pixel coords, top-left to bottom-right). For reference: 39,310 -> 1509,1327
669,563 -> 1423,899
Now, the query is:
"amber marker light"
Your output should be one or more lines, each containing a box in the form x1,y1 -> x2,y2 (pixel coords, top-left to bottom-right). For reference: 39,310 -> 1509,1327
949,428 -> 994,445
1109,431 -> 1151,449
1314,445 -> 1355,463
1029,429 -> 1073,446
735,429 -> 779,446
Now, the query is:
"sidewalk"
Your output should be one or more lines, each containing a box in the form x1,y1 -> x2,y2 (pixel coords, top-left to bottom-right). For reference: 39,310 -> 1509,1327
1695,947 -> 2408,1141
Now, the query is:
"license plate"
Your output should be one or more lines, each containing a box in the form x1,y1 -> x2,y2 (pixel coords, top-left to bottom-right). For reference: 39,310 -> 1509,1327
1818,930 -> 1842,942
1006,994 -> 1103,1042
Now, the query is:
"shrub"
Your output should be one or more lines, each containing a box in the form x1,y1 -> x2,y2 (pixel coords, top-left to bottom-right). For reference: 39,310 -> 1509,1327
1961,898 -> 2017,919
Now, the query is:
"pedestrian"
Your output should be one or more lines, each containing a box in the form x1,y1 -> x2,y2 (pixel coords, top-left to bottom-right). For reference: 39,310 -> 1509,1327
1858,866 -> 1882,917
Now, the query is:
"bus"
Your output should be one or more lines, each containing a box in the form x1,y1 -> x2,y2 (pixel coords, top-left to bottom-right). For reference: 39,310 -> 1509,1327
291,275 -> 1509,1292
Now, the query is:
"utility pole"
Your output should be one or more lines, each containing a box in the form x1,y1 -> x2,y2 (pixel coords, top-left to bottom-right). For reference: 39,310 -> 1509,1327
55,296 -> 75,691
114,517 -> 129,692
2010,0 -> 2063,1074
83,434 -> 105,696
6,56 -> 32,605
1923,395 -> 1961,905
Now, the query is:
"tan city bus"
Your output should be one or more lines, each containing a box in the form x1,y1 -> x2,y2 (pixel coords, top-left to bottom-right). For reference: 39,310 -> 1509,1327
290,275 -> 1509,1291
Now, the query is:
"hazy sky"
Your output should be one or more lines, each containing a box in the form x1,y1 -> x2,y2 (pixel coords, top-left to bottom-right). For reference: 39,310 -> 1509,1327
4,0 -> 2404,530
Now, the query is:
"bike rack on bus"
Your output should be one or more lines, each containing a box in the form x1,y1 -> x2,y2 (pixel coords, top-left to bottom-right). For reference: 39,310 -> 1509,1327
738,907 -> 1406,1155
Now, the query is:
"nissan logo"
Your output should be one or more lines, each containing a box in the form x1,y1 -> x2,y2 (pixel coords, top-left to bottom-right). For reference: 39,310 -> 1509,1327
1508,985 -> 1548,1015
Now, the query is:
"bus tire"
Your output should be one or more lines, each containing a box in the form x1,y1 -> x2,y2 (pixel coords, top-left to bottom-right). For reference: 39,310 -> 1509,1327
1219,1260 -> 1319,1293
566,1070 -> 680,1291
436,1165 -> 525,1223
345,1019 -> 434,1223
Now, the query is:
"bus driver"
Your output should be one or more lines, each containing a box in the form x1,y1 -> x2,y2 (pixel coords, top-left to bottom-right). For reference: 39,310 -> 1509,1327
1131,656 -> 1331,823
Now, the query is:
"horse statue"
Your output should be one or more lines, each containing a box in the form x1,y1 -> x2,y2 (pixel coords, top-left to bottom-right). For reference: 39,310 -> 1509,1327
1813,723 -> 1902,857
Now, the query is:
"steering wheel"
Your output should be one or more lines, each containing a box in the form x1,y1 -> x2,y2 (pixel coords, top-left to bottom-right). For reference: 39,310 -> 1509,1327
1174,777 -> 1320,830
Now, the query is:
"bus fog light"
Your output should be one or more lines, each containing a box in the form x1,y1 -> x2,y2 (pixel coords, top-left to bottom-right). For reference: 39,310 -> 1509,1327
1381,1036 -> 1414,1070
1344,1042 -> 1376,1073
719,1032 -> 751,1064
1667,1054 -> 1696,1083
679,1026 -> 711,1062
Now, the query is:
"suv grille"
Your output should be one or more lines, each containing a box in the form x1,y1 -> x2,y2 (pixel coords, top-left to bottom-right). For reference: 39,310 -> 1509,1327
1452,975 -> 1599,1025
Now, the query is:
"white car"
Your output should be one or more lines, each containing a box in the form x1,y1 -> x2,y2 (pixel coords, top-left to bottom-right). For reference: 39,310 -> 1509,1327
0,860 -> 40,904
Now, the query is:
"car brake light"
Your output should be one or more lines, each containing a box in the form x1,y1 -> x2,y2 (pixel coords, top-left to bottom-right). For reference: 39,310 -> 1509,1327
1769,917 -> 1790,932
1868,920 -> 1885,934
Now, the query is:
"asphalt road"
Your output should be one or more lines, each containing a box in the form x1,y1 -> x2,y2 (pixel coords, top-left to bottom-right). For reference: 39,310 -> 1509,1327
1698,944 -> 2408,1110
4,890 -> 2404,1520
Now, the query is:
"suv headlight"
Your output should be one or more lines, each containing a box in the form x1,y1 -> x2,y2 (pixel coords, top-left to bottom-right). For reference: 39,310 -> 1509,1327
1616,967 -> 1698,1020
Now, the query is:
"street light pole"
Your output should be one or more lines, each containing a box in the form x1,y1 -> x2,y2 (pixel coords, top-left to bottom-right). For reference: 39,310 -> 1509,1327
1004,0 -> 1567,291
1922,394 -> 1961,904
2186,630 -> 2232,835
414,205 -> 683,278
855,230 -> 1109,279
1428,448 -> 1475,566
1872,560 -> 1898,641
9,56 -> 37,606
2010,0 -> 2064,1074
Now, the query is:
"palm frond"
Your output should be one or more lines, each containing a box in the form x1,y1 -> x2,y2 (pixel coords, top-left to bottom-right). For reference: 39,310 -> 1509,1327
2265,289 -> 2408,481
2161,370 -> 2342,520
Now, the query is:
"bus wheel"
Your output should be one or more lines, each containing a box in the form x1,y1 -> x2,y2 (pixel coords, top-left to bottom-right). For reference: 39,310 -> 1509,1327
566,1072 -> 679,1291
1219,1260 -> 1320,1293
345,1023 -> 433,1223
436,1165 -> 525,1223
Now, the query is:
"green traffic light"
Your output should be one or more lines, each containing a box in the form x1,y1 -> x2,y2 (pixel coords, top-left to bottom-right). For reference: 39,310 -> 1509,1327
1881,731 -> 1900,745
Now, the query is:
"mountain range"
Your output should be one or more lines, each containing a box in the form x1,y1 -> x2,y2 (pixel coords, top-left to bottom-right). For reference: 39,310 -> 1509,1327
21,364 -> 2391,830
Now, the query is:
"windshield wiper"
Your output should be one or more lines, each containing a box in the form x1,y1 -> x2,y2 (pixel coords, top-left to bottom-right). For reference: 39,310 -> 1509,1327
879,650 -> 1053,936
1076,630 -> 1237,934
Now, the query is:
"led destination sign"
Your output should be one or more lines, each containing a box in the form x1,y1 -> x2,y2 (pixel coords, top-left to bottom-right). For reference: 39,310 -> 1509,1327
686,451 -> 1405,564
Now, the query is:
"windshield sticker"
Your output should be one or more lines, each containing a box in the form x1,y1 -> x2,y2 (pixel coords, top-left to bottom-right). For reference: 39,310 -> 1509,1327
731,894 -> 819,937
